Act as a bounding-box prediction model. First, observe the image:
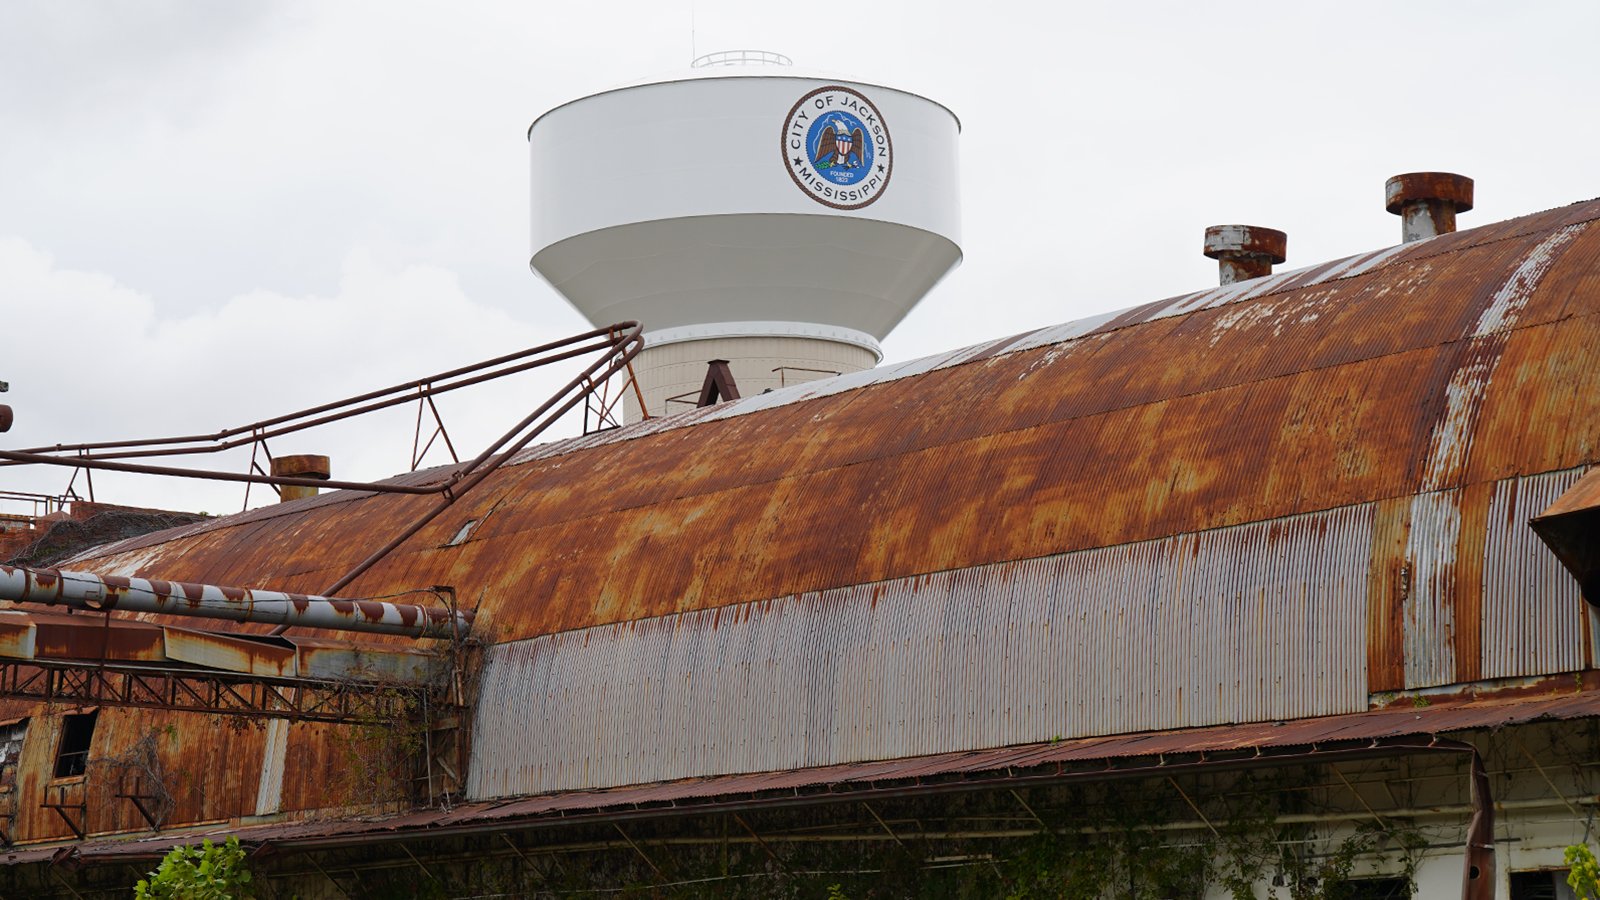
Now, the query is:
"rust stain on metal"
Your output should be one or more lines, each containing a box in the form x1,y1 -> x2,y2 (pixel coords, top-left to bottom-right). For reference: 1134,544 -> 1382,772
31,614 -> 165,662
163,626 -> 297,677
0,610 -> 37,659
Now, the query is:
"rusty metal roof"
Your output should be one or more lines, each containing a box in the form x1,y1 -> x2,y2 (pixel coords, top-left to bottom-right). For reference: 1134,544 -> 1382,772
68,199 -> 1600,650
11,686 -> 1600,866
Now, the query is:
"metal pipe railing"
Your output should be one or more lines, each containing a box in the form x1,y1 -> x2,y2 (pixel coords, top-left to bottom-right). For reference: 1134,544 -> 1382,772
0,564 -> 471,639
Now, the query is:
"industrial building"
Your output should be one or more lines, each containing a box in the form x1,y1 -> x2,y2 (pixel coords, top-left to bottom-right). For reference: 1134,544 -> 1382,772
1,54 -> 1599,899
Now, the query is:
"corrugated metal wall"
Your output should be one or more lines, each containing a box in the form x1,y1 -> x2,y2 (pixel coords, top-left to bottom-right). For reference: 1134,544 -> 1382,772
1482,468 -> 1590,679
468,504 -> 1373,797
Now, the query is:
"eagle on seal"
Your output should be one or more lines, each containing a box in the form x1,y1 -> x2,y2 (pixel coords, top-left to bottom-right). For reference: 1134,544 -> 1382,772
813,116 -> 866,170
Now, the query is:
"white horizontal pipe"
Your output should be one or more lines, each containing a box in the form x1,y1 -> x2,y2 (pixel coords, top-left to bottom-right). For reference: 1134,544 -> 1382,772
0,564 -> 470,639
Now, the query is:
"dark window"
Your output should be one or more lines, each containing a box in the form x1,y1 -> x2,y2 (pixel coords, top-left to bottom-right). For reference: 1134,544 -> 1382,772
1343,876 -> 1411,899
1510,870 -> 1577,900
53,711 -> 96,779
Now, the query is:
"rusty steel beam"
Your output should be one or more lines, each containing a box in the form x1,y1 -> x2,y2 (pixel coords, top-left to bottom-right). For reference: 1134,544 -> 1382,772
0,448 -> 438,495
3,324 -> 634,461
0,323 -> 643,509
0,656 -> 429,723
0,565 -> 471,639
312,322 -> 645,599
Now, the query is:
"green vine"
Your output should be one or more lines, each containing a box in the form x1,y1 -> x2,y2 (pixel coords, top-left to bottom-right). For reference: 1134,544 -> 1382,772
1567,844 -> 1600,900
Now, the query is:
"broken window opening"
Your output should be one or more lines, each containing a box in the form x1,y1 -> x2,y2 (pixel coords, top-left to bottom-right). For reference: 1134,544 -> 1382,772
53,711 -> 97,779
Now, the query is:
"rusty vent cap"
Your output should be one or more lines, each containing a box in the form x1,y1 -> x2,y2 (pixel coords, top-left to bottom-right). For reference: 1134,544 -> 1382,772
270,454 -> 332,481
1385,172 -> 1475,214
1203,225 -> 1287,264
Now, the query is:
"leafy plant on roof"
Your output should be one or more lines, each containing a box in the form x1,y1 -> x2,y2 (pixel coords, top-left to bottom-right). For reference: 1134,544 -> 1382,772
134,835 -> 256,899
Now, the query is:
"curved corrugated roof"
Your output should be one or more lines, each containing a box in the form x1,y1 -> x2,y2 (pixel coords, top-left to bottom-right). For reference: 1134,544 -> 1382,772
76,198 -> 1600,650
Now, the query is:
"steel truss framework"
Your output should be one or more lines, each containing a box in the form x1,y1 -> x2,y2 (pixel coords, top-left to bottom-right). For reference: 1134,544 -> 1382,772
0,658 -> 445,724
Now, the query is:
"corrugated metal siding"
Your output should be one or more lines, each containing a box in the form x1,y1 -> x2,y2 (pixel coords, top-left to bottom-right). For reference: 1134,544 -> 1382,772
1482,468 -> 1589,679
468,504 -> 1373,797
1398,223 -> 1588,689
1403,489 -> 1462,688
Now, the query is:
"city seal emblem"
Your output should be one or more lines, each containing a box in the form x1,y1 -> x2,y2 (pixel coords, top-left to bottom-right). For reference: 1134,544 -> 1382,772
782,85 -> 893,210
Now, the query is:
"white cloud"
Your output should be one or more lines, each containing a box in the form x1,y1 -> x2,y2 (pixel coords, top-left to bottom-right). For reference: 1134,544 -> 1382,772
0,237 -> 596,516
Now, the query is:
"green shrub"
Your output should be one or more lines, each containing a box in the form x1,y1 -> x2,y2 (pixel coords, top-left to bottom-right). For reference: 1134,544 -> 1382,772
1568,844 -> 1600,900
134,835 -> 255,899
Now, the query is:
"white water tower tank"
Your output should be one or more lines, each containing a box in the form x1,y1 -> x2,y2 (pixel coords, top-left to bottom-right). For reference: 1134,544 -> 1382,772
528,51 -> 962,421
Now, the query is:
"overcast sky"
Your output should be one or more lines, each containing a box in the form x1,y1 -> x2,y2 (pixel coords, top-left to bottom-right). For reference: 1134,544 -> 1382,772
2,0 -> 1597,515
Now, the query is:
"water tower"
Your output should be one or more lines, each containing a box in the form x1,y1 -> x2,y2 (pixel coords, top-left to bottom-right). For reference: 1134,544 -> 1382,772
528,51 -> 962,421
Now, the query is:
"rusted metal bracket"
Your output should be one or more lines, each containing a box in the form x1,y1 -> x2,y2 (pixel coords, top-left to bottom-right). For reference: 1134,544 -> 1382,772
696,359 -> 741,407
41,785 -> 86,841
612,823 -> 663,878
732,812 -> 786,871
410,387 -> 459,472
114,772 -> 166,831
115,789 -> 162,832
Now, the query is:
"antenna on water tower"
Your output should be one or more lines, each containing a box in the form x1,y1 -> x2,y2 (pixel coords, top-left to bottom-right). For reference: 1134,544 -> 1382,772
527,54 -> 962,421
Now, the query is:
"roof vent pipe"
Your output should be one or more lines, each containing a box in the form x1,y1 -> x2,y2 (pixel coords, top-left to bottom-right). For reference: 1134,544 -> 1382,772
271,454 -> 330,502
1203,225 -> 1287,286
1386,172 -> 1474,243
